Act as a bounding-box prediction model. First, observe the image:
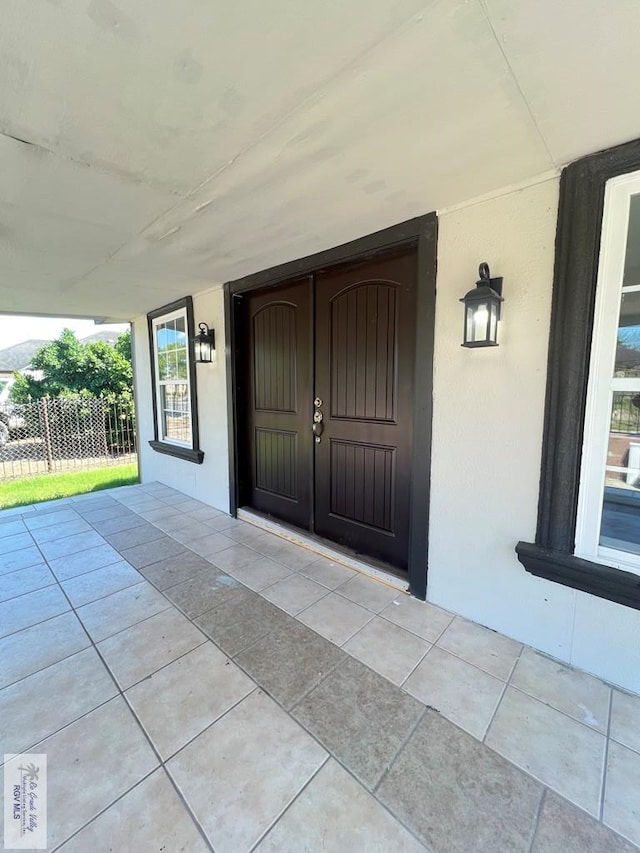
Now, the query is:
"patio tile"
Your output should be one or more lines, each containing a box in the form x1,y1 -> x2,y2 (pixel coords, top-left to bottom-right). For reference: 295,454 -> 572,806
47,542 -> 124,580
344,616 -> 431,685
262,572 -> 328,614
98,607 -> 206,689
225,523 -> 275,549
30,517 -> 92,543
24,508 -> 79,530
78,503 -> 137,523
58,769 -> 208,853
298,592 -> 373,645
337,573 -> 401,613
437,616 -> 522,681
0,611 -> 90,689
127,642 -> 255,759
61,560 -> 142,607
0,505 -> 36,518
511,647 -> 610,731
120,535 -> 185,568
0,647 -> 118,757
380,595 -> 454,642
236,618 -> 346,709
0,519 -> 27,538
0,584 -> 70,639
163,518 -> 216,542
103,521 -> 165,551
0,531 -> 33,555
256,758 -> 426,852
152,513 -> 197,534
377,709 -> 543,852
137,505 -> 180,523
604,741 -> 640,846
188,530 -> 237,557
293,656 -> 423,790
168,689 -> 327,853
264,539 -> 321,570
486,686 -> 606,815
0,545 -> 45,576
206,514 -> 245,534
32,696 -> 158,850
138,549 -> 213,590
229,555 -> 292,591
533,790 -> 637,852
184,506 -> 227,523
405,646 -> 504,738
299,555 -> 356,589
76,581 -> 170,642
38,529 -> 105,560
195,586 -> 293,657
0,563 -> 56,602
164,567 -> 244,619
208,542 -> 265,572
90,511 -> 146,535
610,689 -> 640,754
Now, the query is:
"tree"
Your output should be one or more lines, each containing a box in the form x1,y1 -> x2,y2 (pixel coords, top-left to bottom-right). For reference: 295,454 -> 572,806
9,329 -> 133,403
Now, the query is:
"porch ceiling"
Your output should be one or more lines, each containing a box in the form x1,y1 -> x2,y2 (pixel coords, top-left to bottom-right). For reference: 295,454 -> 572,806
1,0 -> 639,320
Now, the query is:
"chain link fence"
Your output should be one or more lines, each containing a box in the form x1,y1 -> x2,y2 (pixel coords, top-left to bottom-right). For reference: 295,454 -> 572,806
0,397 -> 137,480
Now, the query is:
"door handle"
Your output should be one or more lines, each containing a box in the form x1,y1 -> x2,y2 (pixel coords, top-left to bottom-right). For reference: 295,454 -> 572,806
313,420 -> 324,442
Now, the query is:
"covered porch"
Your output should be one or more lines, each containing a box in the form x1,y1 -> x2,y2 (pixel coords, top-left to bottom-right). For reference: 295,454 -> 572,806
0,483 -> 637,850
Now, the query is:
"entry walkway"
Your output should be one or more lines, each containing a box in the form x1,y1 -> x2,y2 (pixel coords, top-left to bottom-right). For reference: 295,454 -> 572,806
0,482 -> 638,851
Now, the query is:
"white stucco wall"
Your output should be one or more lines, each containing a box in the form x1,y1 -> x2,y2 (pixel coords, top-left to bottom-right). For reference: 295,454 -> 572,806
131,177 -> 640,694
133,286 -> 230,512
429,178 -> 640,694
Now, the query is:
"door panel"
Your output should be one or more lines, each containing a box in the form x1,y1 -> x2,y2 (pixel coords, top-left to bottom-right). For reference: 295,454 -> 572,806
314,251 -> 417,569
245,279 -> 312,529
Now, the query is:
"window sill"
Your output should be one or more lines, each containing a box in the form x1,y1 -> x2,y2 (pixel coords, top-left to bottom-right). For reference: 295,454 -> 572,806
148,440 -> 204,464
516,541 -> 640,611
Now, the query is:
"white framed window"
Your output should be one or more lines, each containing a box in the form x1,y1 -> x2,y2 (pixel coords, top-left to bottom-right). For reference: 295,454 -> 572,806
147,296 -> 203,464
576,170 -> 640,575
152,308 -> 191,446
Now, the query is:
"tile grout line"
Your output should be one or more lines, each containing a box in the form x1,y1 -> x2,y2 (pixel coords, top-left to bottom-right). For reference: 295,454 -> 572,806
245,755 -> 333,853
599,687 -> 614,821
482,644 -> 525,745
526,786 -> 548,853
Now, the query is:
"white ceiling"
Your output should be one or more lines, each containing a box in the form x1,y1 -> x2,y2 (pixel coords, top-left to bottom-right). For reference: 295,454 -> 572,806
1,0 -> 639,320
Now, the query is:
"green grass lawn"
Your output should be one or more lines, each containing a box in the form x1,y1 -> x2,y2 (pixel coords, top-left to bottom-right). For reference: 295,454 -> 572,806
0,464 -> 139,510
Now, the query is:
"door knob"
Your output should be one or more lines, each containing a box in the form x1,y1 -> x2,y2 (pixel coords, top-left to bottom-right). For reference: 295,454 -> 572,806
313,421 -> 324,442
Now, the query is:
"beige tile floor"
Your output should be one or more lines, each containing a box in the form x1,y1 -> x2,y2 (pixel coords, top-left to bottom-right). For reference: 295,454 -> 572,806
0,482 -> 639,851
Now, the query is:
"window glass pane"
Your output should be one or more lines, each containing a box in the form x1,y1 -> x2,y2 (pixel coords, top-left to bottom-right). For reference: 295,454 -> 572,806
614,194 -> 640,377
599,193 -> 640,555
160,383 -> 191,443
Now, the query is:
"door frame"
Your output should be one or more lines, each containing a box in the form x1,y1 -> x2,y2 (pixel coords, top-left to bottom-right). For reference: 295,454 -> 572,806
224,213 -> 437,599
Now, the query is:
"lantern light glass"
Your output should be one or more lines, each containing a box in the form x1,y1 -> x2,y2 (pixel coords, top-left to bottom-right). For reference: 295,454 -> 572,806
192,322 -> 215,363
460,263 -> 504,347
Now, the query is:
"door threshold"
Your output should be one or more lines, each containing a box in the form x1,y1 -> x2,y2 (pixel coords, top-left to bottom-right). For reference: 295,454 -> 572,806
237,508 -> 409,594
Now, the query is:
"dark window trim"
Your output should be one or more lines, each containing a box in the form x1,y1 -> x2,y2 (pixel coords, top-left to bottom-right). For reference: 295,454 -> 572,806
147,295 -> 204,465
517,137 -> 640,610
224,214 -> 437,600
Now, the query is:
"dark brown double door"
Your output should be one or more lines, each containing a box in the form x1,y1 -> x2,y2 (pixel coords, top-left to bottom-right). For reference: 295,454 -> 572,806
244,249 -> 417,571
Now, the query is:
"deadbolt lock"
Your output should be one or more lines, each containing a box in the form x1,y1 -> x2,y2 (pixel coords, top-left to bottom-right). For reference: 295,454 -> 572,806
314,397 -> 323,408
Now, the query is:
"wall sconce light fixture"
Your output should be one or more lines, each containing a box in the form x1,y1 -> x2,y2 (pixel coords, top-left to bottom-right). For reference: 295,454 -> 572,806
460,262 -> 504,348
192,322 -> 215,363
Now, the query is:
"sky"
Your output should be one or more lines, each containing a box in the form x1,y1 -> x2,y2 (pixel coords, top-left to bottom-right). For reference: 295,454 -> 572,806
0,316 -> 129,349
